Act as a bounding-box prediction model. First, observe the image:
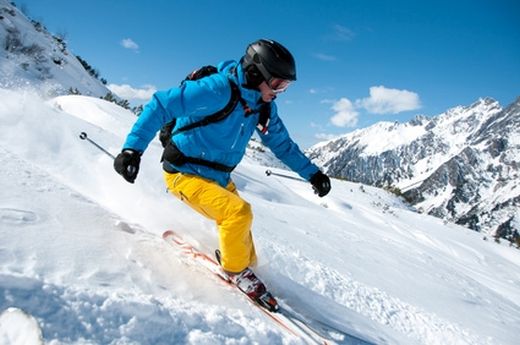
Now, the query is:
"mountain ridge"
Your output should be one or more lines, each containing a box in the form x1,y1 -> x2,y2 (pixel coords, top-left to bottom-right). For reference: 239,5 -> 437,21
306,96 -> 519,240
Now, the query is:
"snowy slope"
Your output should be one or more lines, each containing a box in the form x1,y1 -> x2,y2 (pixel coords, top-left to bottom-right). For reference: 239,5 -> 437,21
1,89 -> 520,345
0,0 -> 109,96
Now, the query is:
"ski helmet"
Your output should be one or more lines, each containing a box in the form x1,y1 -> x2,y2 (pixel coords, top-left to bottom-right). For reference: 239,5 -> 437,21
242,39 -> 296,87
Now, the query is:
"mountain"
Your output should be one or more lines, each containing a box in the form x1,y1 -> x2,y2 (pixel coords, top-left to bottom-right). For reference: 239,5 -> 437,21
0,0 -> 108,96
1,89 -> 519,344
307,97 -> 520,240
246,136 -> 289,170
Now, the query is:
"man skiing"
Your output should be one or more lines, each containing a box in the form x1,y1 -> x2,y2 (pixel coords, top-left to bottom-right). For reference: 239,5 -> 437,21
114,39 -> 331,309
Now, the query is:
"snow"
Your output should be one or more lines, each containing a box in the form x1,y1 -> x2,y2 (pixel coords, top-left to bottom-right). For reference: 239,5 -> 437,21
1,89 -> 520,345
325,122 -> 427,158
391,99 -> 505,192
310,98 -> 505,194
356,123 -> 426,156
49,95 -> 136,138
0,308 -> 43,345
0,0 -> 109,97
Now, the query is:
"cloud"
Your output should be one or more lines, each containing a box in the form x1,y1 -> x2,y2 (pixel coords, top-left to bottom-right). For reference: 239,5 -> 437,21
357,86 -> 421,114
330,98 -> 359,127
313,53 -> 337,62
326,86 -> 421,128
332,24 -> 356,41
310,123 -> 338,141
107,84 -> 156,101
320,99 -> 335,104
310,87 -> 334,95
315,133 -> 338,141
120,38 -> 139,51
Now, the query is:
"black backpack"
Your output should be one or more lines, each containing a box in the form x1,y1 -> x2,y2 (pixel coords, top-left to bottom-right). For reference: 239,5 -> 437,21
159,65 -> 270,172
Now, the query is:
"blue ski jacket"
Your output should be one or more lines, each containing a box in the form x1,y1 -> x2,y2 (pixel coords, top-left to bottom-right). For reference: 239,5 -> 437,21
123,60 -> 319,187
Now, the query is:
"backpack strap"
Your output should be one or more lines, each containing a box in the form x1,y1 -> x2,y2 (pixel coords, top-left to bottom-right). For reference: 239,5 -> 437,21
256,102 -> 270,134
162,141 -> 236,173
184,65 -> 218,81
162,78 -> 244,172
161,69 -> 272,172
172,80 -> 242,136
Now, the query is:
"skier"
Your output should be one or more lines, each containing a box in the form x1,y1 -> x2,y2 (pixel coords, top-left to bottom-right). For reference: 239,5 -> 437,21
114,39 -> 331,309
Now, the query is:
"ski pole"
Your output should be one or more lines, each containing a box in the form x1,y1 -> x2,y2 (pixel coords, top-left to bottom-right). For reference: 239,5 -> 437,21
265,169 -> 306,182
79,132 -> 116,160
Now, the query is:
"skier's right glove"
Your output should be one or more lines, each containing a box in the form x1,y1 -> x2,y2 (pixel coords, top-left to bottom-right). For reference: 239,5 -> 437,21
114,149 -> 141,183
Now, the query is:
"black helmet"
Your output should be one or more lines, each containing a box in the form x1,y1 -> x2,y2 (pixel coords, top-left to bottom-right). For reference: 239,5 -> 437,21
242,39 -> 296,87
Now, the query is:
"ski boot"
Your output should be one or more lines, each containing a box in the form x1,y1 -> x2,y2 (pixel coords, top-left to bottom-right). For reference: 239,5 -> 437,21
216,250 -> 279,312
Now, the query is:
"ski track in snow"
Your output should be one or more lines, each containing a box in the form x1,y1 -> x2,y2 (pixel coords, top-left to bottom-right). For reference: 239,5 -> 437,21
267,242 -> 491,345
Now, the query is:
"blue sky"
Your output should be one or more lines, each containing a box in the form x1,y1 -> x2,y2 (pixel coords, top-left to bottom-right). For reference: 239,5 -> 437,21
17,0 -> 520,148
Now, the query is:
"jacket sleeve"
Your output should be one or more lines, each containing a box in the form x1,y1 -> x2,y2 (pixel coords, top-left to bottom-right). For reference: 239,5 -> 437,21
258,103 -> 319,181
123,75 -> 230,152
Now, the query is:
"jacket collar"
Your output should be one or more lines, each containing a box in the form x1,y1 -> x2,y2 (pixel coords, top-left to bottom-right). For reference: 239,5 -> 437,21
220,60 -> 262,106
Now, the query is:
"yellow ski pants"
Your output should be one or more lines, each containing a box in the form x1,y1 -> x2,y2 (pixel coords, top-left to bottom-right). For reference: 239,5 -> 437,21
164,172 -> 257,273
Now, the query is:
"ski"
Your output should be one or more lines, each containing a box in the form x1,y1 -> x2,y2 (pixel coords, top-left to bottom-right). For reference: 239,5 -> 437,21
162,230 -> 333,344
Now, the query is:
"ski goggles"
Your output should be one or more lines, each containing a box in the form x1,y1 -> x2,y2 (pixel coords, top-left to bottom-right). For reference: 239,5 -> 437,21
268,78 -> 292,93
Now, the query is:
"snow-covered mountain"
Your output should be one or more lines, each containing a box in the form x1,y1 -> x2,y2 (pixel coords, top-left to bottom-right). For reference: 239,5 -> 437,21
0,0 -> 108,96
1,88 -> 520,345
307,97 -> 520,240
246,137 -> 289,170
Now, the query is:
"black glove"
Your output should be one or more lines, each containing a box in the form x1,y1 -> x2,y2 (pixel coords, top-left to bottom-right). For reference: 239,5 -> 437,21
114,149 -> 141,183
310,171 -> 331,197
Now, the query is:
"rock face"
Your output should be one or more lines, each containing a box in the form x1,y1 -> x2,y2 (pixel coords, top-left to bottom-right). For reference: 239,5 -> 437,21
307,97 -> 520,240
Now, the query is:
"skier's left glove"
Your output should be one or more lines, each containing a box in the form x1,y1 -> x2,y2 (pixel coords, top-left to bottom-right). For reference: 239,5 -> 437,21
310,171 -> 331,197
114,149 -> 141,183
